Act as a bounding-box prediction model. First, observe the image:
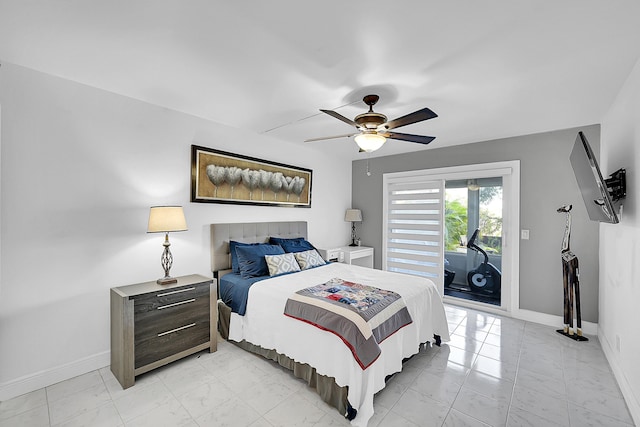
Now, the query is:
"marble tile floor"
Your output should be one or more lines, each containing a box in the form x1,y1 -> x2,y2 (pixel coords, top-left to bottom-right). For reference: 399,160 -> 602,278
0,304 -> 635,427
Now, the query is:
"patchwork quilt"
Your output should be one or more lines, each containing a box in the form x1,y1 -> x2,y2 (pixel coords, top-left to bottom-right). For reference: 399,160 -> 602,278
283,278 -> 413,369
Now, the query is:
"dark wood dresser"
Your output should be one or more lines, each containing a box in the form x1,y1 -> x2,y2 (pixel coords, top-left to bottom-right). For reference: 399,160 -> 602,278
110,274 -> 217,389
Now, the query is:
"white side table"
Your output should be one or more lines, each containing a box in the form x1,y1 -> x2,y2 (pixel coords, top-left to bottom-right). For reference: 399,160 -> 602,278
319,246 -> 374,268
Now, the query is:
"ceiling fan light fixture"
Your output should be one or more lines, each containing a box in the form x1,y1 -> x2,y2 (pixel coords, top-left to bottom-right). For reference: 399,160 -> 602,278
311,94 -> 437,150
355,133 -> 386,152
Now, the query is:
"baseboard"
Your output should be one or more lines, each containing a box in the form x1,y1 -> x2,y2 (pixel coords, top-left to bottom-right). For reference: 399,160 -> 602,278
0,351 -> 110,402
512,308 -> 598,336
599,330 -> 640,426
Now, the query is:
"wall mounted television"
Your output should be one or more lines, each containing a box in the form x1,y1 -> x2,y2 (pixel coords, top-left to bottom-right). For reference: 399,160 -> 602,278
569,131 -> 626,224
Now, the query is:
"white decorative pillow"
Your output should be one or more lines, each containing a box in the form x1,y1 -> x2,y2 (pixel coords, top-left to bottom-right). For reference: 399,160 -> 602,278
265,253 -> 301,276
294,249 -> 326,270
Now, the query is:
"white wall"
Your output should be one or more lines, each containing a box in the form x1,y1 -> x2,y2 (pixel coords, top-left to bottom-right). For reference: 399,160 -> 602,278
0,63 -> 352,400
600,57 -> 640,424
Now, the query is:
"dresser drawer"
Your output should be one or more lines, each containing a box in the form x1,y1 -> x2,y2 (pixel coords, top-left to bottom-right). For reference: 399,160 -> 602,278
319,248 -> 341,262
134,285 -> 210,342
134,282 -> 208,313
134,319 -> 210,368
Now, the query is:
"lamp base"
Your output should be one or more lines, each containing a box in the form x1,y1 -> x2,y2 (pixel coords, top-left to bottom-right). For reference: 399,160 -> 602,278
349,243 -> 358,247
157,276 -> 177,285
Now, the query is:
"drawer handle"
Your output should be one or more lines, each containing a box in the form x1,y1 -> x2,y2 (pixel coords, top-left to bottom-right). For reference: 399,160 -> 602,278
158,323 -> 196,337
157,299 -> 195,310
157,287 -> 195,297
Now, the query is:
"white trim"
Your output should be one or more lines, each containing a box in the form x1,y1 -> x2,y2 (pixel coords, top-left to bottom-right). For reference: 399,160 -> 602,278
0,104 -> 2,292
599,330 -> 640,426
513,308 -> 598,336
0,351 -> 110,401
384,161 -> 520,315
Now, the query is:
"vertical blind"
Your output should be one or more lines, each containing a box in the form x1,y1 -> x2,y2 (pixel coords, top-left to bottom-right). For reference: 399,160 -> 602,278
384,179 -> 444,291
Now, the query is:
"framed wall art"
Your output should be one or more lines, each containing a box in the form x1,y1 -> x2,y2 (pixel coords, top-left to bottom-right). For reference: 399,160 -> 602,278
191,145 -> 312,208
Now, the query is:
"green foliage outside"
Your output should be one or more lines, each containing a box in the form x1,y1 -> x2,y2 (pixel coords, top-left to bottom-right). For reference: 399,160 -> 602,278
479,186 -> 500,205
444,199 -> 468,251
445,186 -> 503,254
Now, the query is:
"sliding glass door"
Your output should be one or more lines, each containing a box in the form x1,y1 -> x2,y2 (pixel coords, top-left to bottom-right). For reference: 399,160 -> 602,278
383,161 -> 519,313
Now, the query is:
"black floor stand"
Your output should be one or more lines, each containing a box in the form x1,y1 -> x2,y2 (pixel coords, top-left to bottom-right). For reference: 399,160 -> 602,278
556,205 -> 588,343
556,329 -> 589,341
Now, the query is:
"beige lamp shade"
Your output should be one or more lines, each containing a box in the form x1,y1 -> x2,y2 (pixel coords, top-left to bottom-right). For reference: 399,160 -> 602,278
344,209 -> 362,222
147,206 -> 188,233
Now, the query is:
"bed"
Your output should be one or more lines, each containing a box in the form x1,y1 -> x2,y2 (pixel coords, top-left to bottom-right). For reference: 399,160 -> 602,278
211,221 -> 449,427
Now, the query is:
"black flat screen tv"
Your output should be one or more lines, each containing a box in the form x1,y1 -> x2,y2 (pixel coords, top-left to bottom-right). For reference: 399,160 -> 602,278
569,131 -> 625,224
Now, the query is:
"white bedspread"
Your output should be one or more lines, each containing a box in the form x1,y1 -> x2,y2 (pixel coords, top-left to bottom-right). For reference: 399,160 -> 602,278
228,262 -> 450,427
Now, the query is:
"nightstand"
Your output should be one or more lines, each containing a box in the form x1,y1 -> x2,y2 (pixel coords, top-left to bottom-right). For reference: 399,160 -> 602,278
110,274 -> 217,389
318,246 -> 374,268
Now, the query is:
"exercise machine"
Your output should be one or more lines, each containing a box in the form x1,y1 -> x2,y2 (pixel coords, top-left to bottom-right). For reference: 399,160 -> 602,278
466,229 -> 501,295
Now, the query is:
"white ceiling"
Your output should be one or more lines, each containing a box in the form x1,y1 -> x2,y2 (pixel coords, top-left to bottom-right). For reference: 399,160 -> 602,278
1,1 -> 640,159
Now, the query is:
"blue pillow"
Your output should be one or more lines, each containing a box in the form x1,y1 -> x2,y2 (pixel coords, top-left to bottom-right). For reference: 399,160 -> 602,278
235,244 -> 285,278
269,237 -> 315,253
229,241 -> 263,274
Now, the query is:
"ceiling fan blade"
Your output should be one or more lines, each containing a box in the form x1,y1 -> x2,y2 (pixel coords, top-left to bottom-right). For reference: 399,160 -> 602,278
320,109 -> 360,128
381,132 -> 436,145
382,107 -> 438,130
304,133 -> 357,143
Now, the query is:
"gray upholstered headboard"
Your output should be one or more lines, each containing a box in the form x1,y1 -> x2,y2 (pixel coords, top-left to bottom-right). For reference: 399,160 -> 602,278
210,221 -> 308,274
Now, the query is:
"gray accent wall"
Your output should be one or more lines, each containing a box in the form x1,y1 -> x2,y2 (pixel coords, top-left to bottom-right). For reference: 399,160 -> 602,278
352,125 -> 601,322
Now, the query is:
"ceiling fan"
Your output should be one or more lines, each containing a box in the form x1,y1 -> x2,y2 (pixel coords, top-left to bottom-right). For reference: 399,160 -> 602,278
305,94 -> 438,152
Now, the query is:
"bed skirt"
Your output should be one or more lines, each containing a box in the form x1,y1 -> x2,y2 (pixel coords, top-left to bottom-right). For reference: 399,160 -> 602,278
217,301 -> 352,418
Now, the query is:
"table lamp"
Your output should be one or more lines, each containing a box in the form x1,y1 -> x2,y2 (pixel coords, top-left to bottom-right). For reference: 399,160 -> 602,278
344,209 -> 362,247
147,206 -> 188,285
